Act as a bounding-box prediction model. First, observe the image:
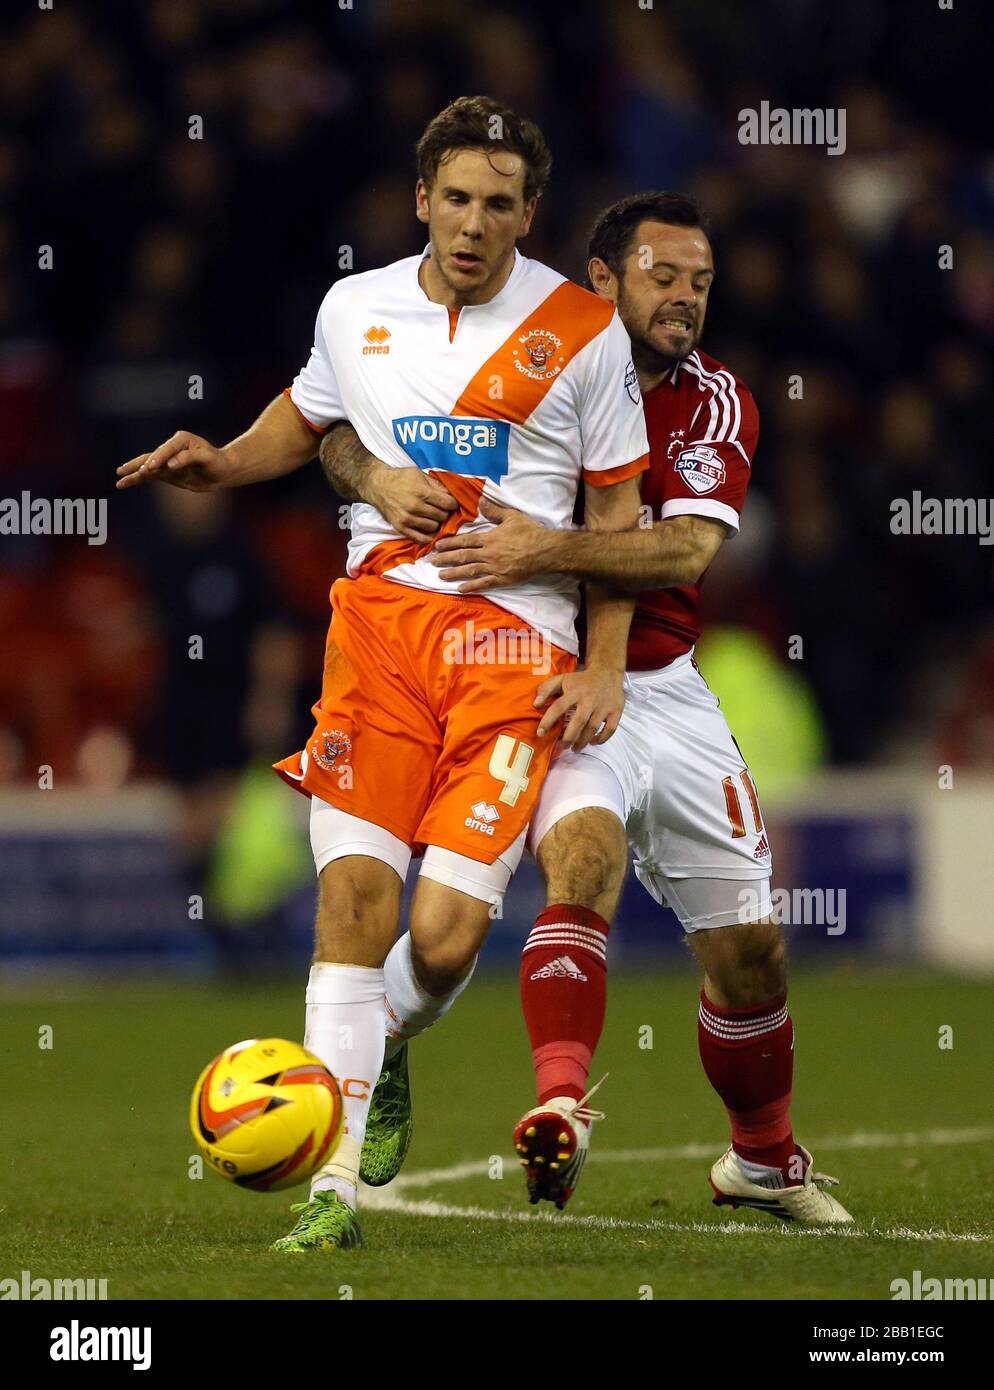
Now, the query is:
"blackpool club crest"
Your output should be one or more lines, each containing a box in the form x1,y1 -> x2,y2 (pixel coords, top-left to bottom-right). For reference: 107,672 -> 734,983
311,729 -> 353,773
512,328 -> 565,381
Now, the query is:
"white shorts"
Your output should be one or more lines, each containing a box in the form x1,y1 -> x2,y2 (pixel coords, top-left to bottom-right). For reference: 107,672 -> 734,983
527,651 -> 773,933
309,797 -> 526,906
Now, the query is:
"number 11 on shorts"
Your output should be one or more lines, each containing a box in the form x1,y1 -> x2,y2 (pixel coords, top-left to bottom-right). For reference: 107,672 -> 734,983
489,734 -> 534,807
722,769 -> 763,839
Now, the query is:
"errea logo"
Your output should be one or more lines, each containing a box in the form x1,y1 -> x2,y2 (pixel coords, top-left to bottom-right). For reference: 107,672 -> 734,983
363,326 -> 390,355
466,801 -> 500,835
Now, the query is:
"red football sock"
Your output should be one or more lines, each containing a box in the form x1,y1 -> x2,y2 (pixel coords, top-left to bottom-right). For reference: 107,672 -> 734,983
520,904 -> 609,1105
697,988 -> 798,1177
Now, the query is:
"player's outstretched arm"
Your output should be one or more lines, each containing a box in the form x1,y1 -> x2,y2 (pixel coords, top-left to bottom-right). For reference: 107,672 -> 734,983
433,500 -> 726,592
115,393 -> 320,492
541,510 -> 728,590
320,421 -> 457,543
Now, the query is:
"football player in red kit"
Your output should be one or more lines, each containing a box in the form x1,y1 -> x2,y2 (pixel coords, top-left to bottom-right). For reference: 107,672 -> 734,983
431,192 -> 852,1224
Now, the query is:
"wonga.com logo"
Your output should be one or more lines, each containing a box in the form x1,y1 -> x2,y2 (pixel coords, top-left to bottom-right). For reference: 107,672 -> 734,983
392,417 -> 510,482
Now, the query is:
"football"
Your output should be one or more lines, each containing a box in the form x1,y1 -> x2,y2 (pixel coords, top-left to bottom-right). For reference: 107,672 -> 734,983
190,1038 -> 344,1192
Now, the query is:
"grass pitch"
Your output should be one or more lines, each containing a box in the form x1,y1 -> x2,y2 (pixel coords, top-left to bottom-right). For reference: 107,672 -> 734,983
2,966 -> 992,1300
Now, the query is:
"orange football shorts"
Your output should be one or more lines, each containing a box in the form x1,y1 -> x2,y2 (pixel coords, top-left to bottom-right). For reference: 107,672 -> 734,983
274,573 -> 576,864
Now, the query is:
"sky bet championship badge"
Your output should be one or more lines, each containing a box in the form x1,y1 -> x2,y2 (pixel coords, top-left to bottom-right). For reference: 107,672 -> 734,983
674,443 -> 726,495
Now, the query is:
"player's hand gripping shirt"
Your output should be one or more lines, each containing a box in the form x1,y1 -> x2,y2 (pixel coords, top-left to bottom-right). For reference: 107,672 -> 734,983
628,348 -> 759,670
287,249 -> 649,654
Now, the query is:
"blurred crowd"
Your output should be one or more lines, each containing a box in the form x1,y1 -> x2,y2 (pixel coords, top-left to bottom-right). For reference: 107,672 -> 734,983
2,0 -> 993,808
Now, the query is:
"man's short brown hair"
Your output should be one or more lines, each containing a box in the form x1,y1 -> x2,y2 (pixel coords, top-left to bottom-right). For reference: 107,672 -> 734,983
587,192 -> 709,282
415,95 -> 552,203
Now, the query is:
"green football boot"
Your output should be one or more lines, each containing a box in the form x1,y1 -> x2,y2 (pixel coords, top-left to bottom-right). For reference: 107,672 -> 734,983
359,1043 -> 413,1186
270,1191 -> 365,1252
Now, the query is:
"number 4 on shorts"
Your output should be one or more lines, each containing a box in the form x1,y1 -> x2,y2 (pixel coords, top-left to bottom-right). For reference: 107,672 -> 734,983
489,734 -> 534,807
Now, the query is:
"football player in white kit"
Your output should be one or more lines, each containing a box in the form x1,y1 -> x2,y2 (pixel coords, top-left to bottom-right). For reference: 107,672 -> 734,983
119,99 -> 649,1251
430,192 -> 853,1225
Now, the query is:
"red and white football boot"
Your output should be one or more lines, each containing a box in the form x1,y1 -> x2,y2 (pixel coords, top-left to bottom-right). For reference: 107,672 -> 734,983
512,1077 -> 607,1210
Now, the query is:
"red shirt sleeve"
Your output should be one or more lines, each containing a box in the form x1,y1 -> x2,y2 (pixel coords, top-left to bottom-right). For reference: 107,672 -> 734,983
660,376 -> 759,533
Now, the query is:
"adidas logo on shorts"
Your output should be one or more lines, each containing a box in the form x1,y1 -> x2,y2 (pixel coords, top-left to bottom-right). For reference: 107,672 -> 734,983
529,955 -> 588,983
754,834 -> 771,860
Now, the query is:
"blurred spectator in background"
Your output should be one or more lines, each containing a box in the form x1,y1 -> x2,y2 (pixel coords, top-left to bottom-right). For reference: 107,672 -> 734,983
124,485 -> 312,958
1,0 -> 991,812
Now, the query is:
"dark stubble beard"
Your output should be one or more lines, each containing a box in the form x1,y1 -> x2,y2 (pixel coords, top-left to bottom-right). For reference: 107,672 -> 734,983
618,286 -> 701,375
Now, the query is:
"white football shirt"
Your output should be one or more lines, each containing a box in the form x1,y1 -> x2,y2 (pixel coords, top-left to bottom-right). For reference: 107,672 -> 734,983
288,248 -> 649,653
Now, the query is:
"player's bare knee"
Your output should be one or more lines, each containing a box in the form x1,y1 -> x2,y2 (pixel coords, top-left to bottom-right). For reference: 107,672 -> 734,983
695,919 -> 787,1007
740,920 -> 787,991
408,884 -> 490,994
538,809 -> 627,916
317,857 -> 399,920
408,933 -> 475,997
313,857 -> 401,963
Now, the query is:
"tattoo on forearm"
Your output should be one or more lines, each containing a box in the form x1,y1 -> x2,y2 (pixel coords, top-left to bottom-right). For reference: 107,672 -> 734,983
319,425 -> 372,502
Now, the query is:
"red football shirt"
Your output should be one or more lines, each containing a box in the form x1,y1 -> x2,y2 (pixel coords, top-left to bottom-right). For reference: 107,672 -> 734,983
626,348 -> 759,671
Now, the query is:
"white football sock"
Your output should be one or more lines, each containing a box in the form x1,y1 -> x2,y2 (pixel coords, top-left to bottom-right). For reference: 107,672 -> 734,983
734,1153 -> 792,1188
383,931 -> 476,1060
304,962 -> 386,1207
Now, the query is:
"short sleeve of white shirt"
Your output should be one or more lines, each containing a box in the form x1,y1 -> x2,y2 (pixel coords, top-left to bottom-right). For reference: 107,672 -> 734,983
288,288 -> 347,429
576,311 -> 650,486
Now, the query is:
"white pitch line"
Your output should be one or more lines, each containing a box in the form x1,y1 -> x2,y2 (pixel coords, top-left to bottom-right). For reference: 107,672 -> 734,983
391,1159 -> 489,1189
381,1126 -> 994,1191
579,1126 -> 994,1166
360,1125 -> 994,1243
360,1192 -> 993,1242
361,1196 -> 668,1231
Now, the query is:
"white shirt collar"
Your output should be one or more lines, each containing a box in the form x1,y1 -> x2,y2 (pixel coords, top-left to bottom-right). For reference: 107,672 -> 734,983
414,245 -> 523,309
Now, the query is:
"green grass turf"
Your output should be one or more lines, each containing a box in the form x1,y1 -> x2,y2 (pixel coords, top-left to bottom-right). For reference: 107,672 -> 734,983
1,966 -> 992,1300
